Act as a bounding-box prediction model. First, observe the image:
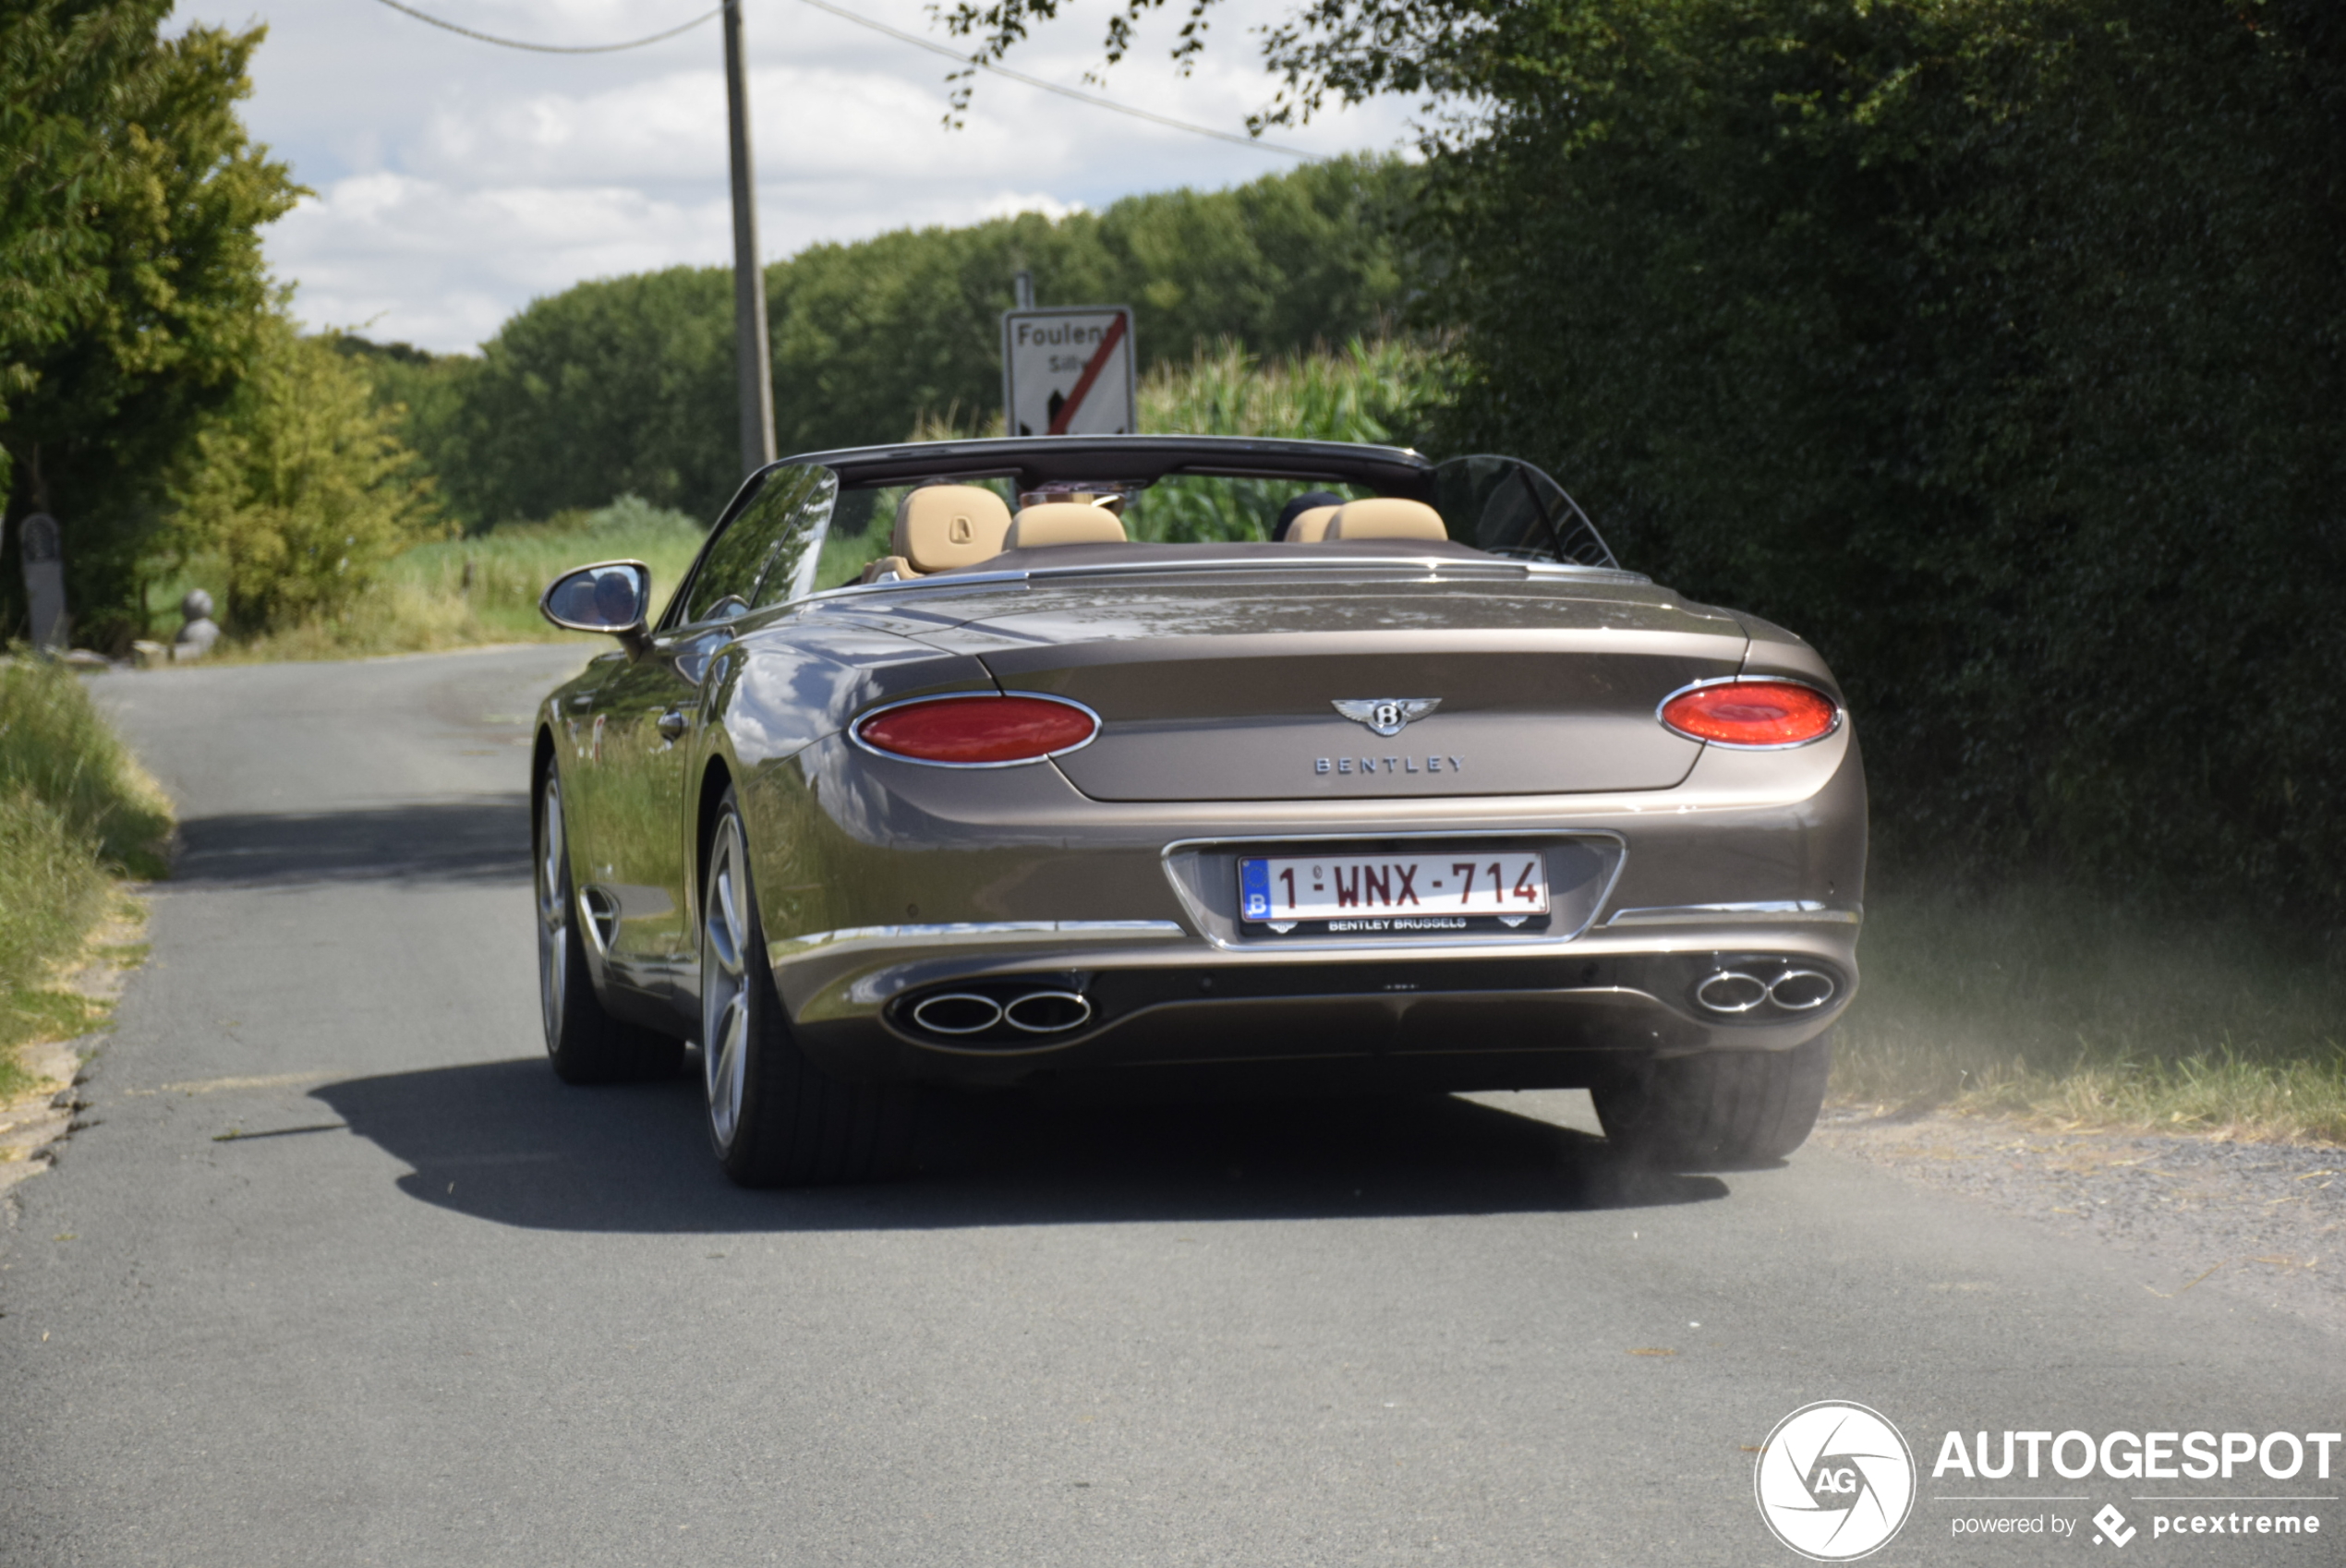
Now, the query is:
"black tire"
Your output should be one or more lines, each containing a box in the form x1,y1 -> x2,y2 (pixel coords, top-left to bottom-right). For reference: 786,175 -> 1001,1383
535,765 -> 684,1084
1593,1031 -> 1833,1169
700,788 -> 919,1188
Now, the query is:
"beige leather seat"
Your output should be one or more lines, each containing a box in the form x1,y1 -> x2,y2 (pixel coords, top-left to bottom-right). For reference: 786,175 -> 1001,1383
861,484 -> 1013,581
1284,504 -> 1343,543
1323,497 -> 1447,542
1003,502 -> 1128,549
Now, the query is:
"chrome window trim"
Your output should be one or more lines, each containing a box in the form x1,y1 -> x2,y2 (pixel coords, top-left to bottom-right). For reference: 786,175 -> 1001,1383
797,554 -> 1649,609
845,690 -> 1105,770
1654,674 -> 1844,750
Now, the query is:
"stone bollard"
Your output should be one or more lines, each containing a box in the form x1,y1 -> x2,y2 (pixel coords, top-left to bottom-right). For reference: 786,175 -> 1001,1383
174,588 -> 221,661
18,513 -> 68,652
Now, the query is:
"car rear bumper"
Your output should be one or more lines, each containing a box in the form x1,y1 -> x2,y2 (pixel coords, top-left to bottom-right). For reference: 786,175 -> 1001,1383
775,916 -> 1858,1092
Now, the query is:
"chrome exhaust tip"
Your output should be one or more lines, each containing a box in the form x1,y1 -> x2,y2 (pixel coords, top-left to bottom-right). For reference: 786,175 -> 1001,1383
909,992 -> 1004,1035
1768,969 -> 1835,1010
1694,971 -> 1770,1014
1002,989 -> 1093,1034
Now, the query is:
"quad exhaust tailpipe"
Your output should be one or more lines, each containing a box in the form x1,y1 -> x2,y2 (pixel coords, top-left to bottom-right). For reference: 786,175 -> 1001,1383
1693,966 -> 1836,1016
908,987 -> 1094,1039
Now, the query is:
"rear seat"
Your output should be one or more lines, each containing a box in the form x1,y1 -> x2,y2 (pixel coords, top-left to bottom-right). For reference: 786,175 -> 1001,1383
1317,498 -> 1447,542
1285,504 -> 1344,543
1004,502 -> 1128,549
861,485 -> 1013,582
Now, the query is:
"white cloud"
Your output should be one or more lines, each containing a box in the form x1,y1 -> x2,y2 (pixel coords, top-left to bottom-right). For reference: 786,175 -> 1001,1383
181,0 -> 1420,351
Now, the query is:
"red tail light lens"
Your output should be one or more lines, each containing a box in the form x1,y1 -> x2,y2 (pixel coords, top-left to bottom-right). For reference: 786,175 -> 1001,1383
1659,680 -> 1841,747
855,694 -> 1099,766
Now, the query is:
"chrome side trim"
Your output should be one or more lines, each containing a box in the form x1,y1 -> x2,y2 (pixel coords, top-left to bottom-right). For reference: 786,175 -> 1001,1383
1604,900 -> 1862,927
768,919 -> 1183,964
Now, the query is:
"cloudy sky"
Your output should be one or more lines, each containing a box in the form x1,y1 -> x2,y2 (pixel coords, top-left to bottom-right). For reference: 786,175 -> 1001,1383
174,0 -> 1418,353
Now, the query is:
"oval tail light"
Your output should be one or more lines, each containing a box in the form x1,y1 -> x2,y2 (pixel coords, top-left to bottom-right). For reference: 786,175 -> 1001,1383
855,694 -> 1098,766
1659,680 -> 1840,748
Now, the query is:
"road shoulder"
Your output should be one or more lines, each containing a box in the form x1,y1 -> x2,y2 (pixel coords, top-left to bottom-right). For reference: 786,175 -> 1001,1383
1814,1105 -> 2343,1335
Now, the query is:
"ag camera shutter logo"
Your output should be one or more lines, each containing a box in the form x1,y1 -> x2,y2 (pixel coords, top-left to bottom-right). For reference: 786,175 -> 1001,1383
1756,1401 -> 1917,1561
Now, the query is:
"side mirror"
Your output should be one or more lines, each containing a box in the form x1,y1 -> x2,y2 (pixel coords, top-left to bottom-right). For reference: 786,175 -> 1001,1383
541,560 -> 653,652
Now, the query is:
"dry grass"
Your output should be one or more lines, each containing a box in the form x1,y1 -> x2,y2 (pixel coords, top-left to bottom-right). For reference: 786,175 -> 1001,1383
0,658 -> 174,1097
1834,880 -> 2346,1145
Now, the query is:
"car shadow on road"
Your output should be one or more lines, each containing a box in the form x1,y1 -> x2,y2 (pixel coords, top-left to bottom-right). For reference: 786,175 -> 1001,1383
170,799 -> 530,888
311,1056 -> 1729,1232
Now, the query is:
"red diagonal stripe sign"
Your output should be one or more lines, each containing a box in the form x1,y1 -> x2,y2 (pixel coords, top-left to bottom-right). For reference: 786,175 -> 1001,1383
1046,311 -> 1130,435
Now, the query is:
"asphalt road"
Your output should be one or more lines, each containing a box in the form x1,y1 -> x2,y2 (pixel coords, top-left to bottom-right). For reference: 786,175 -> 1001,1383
2,644 -> 2338,1566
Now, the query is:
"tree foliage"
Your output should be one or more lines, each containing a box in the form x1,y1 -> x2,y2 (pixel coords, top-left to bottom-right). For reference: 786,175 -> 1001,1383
1413,0 -> 2346,916
943,0 -> 2346,920
164,312 -> 441,633
0,0 -> 299,645
364,155 -> 1422,528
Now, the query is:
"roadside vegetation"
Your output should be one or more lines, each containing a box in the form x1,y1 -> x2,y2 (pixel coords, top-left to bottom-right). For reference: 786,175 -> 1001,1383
0,658 -> 171,1099
155,494 -> 707,661
1837,882 -> 2346,1145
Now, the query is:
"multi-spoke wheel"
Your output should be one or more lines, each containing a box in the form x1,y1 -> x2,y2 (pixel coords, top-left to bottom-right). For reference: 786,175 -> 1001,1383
701,808 -> 756,1152
701,785 -> 919,1187
535,765 -> 683,1084
1592,1031 -> 1833,1169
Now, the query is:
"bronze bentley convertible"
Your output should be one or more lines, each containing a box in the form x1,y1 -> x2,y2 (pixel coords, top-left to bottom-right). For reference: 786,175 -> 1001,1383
531,436 -> 1864,1187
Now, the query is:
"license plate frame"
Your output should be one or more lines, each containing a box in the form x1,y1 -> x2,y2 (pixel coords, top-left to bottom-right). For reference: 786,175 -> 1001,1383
1238,850 -> 1552,938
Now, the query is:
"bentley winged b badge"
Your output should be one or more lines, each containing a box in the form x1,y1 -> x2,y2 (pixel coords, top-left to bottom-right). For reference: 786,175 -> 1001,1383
1333,698 -> 1442,738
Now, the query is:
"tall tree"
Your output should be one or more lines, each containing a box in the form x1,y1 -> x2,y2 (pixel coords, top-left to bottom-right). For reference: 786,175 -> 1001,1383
164,309 -> 441,633
0,0 -> 298,645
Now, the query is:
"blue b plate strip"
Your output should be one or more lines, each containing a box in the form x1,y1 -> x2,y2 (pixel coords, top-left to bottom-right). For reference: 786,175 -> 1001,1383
1240,858 -> 1273,922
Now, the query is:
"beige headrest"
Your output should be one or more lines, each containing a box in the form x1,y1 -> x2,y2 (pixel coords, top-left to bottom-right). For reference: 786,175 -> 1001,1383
894,485 -> 1013,573
1285,505 -> 1342,544
1325,498 -> 1448,542
1004,503 -> 1128,549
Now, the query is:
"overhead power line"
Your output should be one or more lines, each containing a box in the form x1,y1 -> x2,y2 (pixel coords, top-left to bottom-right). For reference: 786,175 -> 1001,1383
361,0 -> 1317,158
367,0 -> 720,53
789,0 -> 1317,160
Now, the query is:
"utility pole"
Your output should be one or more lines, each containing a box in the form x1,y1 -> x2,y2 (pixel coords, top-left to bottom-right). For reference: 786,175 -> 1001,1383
723,0 -> 777,476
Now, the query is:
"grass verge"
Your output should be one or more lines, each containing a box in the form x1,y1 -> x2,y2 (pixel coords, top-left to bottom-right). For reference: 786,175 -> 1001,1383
154,494 -> 708,662
0,657 -> 174,1100
1834,879 -> 2346,1145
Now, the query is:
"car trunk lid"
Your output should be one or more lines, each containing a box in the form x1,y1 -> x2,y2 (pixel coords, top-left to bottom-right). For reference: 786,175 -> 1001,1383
906,573 -> 1745,801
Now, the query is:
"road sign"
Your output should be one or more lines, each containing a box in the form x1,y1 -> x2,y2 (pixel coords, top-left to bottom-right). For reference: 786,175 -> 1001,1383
1001,307 -> 1136,437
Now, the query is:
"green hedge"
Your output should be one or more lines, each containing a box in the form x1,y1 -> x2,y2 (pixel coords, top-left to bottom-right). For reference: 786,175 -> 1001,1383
1426,0 -> 2346,919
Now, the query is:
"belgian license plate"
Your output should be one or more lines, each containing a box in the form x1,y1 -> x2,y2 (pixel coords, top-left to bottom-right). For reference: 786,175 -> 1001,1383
1239,850 -> 1550,936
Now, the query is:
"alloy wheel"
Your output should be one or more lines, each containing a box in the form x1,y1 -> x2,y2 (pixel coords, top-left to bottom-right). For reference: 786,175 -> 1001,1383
702,813 -> 753,1151
536,774 -> 568,1050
